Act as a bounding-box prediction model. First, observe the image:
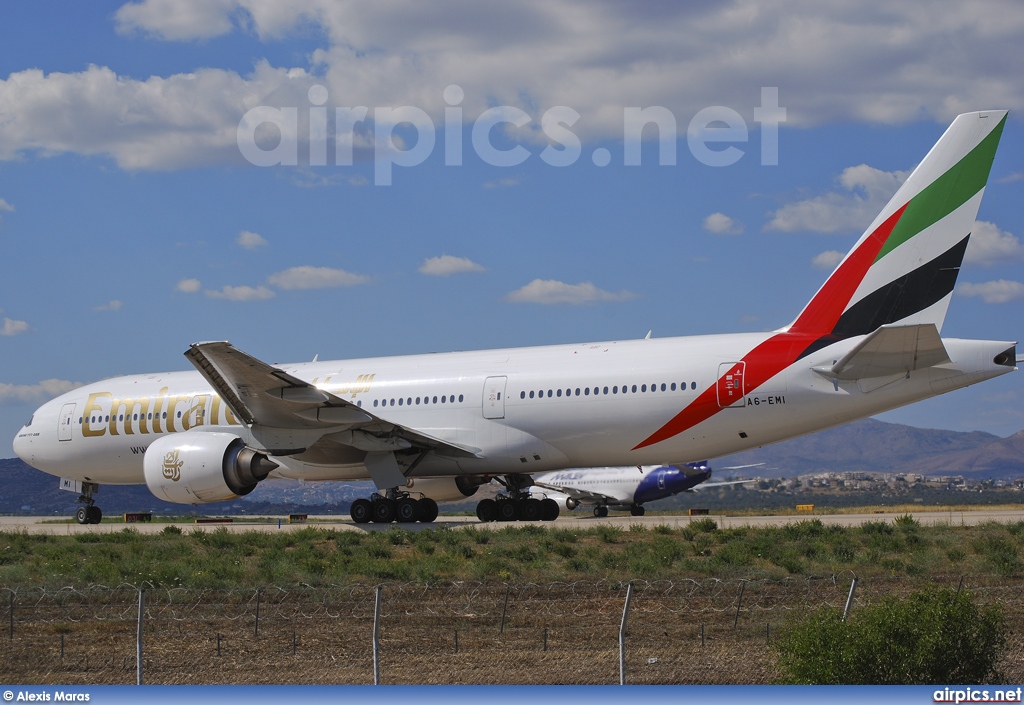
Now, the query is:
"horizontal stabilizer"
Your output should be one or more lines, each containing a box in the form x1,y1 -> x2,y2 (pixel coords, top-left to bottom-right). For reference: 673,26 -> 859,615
825,323 -> 950,380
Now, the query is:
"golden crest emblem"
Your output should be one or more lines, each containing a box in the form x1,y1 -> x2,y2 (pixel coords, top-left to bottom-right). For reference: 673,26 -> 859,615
162,449 -> 183,482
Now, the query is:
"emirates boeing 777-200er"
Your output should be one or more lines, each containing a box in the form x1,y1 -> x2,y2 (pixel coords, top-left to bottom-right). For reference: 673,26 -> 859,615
12,110 -> 1019,525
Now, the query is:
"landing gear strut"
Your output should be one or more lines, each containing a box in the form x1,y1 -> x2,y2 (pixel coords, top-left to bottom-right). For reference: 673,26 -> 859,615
75,483 -> 102,525
475,474 -> 559,523
349,488 -> 438,525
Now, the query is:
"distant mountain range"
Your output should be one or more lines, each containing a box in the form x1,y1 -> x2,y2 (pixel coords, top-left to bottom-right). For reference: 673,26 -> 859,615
714,418 -> 1019,479
1,418 -> 1021,515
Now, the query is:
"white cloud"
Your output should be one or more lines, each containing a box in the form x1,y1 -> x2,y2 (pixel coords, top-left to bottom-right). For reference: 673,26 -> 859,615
766,165 -> 909,233
505,279 -> 638,305
267,265 -> 370,289
2,3 -> 1024,169
418,255 -> 485,277
237,230 -> 268,249
92,300 -> 123,312
115,0 -> 237,40
958,279 -> 1024,304
177,278 -> 202,293
811,250 -> 845,270
703,212 -> 744,235
0,198 -> 13,212
1,318 -> 30,336
964,221 -> 1024,267
0,379 -> 82,405
205,284 -> 276,301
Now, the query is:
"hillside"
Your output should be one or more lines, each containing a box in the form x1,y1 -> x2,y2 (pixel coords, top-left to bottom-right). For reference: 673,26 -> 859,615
714,418 -> 1005,477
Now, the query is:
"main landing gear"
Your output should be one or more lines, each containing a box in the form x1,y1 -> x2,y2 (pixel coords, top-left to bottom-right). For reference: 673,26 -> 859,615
592,504 -> 645,518
475,474 -> 559,523
349,489 -> 439,525
75,482 -> 102,525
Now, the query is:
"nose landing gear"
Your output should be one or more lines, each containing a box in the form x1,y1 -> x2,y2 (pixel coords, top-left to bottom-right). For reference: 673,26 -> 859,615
75,483 -> 102,525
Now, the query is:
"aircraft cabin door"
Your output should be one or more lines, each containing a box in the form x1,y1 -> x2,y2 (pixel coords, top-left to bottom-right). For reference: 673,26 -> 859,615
716,362 -> 746,408
482,376 -> 507,419
58,403 -> 76,442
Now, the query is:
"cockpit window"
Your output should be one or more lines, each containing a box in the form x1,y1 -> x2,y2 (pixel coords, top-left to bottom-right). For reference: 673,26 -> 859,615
25,415 -> 34,427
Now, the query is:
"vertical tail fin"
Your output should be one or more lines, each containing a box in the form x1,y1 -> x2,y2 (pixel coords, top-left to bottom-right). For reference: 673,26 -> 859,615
788,110 -> 1007,342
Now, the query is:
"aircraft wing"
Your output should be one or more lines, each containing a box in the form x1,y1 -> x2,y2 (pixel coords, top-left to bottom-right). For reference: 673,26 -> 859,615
184,341 -> 478,458
531,480 -> 619,505
693,479 -> 757,489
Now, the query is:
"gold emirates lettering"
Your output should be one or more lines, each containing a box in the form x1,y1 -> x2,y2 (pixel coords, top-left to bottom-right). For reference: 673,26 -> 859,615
81,391 -> 239,438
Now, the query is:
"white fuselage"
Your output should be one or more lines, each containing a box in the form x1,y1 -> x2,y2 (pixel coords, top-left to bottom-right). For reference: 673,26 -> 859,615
12,330 -> 1014,488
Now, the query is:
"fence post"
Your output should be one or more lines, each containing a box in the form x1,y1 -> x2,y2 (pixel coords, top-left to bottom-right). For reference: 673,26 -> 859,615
499,586 -> 510,634
842,576 -> 858,621
136,588 -> 144,686
733,582 -> 745,629
373,585 -> 382,685
254,589 -> 261,637
619,581 -> 634,686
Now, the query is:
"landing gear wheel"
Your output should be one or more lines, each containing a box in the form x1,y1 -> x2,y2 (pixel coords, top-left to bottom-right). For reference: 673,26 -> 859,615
87,506 -> 102,524
594,506 -> 609,518
519,498 -> 542,522
350,498 -> 372,524
497,500 -> 518,522
396,497 -> 421,523
76,506 -> 89,525
476,498 -> 497,523
418,498 -> 439,523
540,498 -> 560,521
372,498 -> 396,523
630,505 -> 646,517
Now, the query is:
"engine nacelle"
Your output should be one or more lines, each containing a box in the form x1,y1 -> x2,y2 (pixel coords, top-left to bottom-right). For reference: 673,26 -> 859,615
404,475 -> 486,502
143,432 -> 277,504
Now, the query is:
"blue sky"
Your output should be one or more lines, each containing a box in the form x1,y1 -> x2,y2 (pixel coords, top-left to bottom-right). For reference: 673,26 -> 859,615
2,1 -> 1024,451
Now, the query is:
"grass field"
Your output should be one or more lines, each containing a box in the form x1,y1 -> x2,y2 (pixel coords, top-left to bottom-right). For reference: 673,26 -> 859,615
2,514 -> 1023,588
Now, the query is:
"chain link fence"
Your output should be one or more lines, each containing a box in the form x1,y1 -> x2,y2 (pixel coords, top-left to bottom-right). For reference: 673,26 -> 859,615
2,576 -> 1023,684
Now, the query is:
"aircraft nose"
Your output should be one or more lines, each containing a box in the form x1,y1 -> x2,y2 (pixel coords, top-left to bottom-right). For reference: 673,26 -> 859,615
12,426 -> 30,462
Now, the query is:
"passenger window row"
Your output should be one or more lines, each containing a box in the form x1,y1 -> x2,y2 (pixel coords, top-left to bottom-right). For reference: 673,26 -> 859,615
372,394 -> 465,408
520,381 -> 698,400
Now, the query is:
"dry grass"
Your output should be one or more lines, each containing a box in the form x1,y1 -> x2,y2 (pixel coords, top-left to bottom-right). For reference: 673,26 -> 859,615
2,576 -> 1023,685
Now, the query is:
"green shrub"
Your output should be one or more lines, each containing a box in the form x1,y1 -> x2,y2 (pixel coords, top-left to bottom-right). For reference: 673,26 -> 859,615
894,514 -> 920,530
690,518 -> 718,533
861,521 -> 894,535
774,587 -> 1005,684
594,526 -> 622,544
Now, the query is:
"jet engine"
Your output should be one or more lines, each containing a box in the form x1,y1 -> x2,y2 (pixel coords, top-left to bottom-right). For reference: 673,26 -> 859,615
404,475 -> 487,502
143,432 -> 277,504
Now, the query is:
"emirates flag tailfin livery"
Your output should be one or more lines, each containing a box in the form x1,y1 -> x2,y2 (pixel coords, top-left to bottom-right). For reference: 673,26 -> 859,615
13,110 -> 1018,525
